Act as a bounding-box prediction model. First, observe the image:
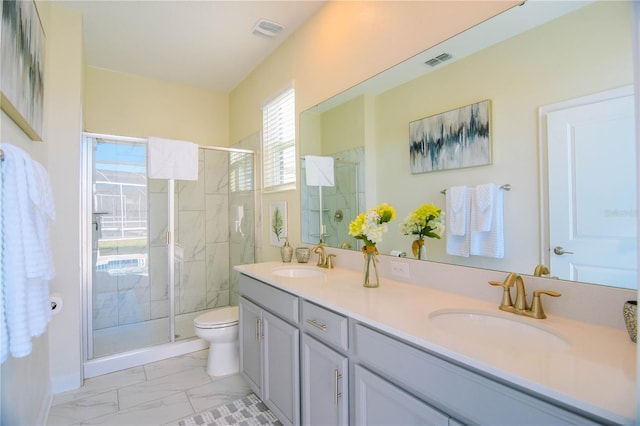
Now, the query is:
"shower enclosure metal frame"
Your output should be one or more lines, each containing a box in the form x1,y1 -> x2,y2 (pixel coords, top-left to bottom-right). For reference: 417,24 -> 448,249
81,132 -> 256,379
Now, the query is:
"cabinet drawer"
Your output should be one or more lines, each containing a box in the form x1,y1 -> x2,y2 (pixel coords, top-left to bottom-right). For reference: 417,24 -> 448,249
239,274 -> 299,324
301,300 -> 348,352
354,324 -> 598,425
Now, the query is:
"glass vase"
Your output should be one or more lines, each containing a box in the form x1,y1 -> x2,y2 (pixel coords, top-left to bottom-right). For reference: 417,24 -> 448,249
363,245 -> 380,288
413,237 -> 426,260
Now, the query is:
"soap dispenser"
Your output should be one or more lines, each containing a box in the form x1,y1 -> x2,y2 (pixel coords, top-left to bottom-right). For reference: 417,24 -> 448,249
280,238 -> 293,263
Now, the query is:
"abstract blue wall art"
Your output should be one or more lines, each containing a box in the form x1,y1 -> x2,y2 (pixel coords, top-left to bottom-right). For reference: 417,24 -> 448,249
409,100 -> 491,173
1,0 -> 45,141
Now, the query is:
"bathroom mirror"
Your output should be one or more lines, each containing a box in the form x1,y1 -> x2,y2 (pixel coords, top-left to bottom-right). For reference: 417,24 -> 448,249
299,0 -> 637,289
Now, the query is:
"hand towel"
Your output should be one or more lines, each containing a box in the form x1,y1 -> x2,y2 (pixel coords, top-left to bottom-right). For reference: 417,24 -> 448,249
27,160 -> 56,280
148,137 -> 199,181
0,144 -> 55,363
446,186 -> 468,236
446,188 -> 471,257
470,185 -> 504,258
472,183 -> 495,232
305,155 -> 334,187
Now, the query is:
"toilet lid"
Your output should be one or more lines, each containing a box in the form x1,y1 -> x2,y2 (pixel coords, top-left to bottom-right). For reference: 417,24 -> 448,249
194,306 -> 239,328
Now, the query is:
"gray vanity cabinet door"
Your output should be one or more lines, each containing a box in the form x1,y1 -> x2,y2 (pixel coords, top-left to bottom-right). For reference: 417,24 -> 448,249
239,297 -> 262,396
301,334 -> 348,426
354,365 -> 449,426
262,310 -> 300,426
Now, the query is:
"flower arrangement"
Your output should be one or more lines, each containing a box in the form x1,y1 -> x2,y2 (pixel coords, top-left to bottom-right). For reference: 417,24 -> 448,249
348,203 -> 396,247
400,203 -> 444,259
349,203 -> 396,288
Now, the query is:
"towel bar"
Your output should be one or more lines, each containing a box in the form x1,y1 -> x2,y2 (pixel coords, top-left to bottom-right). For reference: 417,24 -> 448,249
441,183 -> 510,195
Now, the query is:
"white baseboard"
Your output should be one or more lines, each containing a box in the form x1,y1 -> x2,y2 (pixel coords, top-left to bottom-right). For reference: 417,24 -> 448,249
51,371 -> 82,394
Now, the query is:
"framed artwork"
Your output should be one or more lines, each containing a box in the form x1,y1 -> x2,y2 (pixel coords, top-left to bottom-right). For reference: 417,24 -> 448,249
1,0 -> 45,141
269,201 -> 287,246
409,100 -> 491,173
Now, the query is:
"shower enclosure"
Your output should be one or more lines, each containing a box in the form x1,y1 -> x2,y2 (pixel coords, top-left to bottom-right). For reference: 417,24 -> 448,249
82,134 -> 255,377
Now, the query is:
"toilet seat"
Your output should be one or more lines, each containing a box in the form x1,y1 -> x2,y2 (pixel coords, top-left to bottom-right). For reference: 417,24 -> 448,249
194,306 -> 239,329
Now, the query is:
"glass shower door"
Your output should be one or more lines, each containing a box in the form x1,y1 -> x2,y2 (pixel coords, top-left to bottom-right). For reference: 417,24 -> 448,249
89,137 -> 170,358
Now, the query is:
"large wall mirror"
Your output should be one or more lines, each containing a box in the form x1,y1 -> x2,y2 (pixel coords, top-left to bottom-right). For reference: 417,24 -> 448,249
300,0 -> 637,290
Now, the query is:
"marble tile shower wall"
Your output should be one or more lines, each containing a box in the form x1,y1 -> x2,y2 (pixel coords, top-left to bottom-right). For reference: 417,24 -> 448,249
301,147 -> 365,248
175,150 -> 231,314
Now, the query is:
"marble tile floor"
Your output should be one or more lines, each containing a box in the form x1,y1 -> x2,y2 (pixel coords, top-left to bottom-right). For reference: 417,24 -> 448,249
47,350 -> 252,426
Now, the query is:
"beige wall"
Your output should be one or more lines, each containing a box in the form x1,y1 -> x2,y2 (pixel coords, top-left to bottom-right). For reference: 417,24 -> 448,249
320,96 -> 365,156
84,67 -> 229,146
44,2 -> 85,395
374,1 -> 633,272
229,1 -> 517,261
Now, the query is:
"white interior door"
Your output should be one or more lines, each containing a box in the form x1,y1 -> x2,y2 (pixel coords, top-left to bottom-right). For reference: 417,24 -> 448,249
546,89 -> 637,288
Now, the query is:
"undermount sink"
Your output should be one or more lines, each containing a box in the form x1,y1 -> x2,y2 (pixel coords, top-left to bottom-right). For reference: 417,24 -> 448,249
429,309 -> 570,351
272,266 -> 324,278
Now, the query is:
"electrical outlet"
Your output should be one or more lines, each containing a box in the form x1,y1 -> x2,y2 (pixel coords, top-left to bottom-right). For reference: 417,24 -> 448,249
390,260 -> 410,279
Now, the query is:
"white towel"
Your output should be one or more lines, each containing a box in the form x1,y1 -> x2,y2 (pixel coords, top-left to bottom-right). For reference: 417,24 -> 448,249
472,183 -> 495,232
446,186 -> 468,236
305,155 -> 334,187
446,188 -> 471,257
0,144 -> 55,362
148,137 -> 199,181
470,185 -> 504,258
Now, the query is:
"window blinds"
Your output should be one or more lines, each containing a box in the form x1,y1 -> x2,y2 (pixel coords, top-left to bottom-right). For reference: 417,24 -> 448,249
262,87 -> 296,191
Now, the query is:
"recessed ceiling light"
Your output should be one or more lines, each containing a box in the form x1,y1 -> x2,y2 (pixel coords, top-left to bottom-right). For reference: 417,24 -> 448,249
252,19 -> 284,38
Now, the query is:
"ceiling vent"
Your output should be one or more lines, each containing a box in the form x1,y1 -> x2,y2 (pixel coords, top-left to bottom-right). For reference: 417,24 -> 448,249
425,53 -> 453,67
252,19 -> 284,38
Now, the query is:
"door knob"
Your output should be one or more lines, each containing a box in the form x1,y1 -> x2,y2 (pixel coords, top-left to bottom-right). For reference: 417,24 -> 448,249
553,246 -> 574,255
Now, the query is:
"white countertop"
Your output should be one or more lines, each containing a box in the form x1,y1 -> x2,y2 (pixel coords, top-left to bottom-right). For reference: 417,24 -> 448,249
236,261 -> 637,425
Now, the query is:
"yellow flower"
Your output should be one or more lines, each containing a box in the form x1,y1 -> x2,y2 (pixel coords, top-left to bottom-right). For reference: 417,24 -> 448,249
400,203 -> 444,239
376,203 -> 396,223
348,203 -> 396,246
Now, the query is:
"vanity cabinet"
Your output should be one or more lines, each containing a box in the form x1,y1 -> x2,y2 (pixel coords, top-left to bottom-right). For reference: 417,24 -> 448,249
238,275 -> 300,426
301,301 -> 349,425
238,271 -> 609,426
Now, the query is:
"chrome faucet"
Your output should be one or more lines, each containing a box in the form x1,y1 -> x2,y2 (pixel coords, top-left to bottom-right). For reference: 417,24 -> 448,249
489,273 -> 560,319
312,243 -> 335,268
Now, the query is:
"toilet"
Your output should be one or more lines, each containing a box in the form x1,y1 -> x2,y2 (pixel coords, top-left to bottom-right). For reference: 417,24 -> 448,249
193,305 -> 240,376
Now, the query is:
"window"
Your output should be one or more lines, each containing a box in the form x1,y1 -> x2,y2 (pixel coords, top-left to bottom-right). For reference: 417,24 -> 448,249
262,87 -> 295,191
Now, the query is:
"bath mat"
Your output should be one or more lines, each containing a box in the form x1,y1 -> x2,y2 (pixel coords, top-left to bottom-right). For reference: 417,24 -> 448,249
177,393 -> 281,426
